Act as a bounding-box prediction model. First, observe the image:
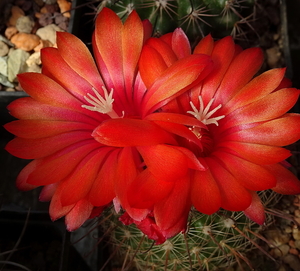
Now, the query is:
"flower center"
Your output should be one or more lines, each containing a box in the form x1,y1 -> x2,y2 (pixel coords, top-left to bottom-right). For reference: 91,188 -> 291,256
187,96 -> 225,156
82,86 -> 120,118
187,96 -> 225,126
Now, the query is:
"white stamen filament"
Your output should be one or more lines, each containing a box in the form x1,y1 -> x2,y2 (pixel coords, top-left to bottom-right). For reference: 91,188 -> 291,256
82,86 -> 120,118
187,96 -> 225,126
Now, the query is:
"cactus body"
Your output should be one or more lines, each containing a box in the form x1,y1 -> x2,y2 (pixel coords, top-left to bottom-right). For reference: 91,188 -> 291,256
97,0 -> 256,42
102,191 -> 277,271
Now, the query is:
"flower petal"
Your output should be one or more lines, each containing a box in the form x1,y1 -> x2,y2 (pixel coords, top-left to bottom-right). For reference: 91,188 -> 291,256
88,149 -> 120,206
206,157 -> 252,211
266,164 -> 300,194
142,54 -> 213,115
243,191 -> 265,225
171,28 -> 191,58
56,32 -> 104,91
191,159 -> 221,214
138,144 -> 189,182
226,114 -> 300,146
92,118 -> 176,147
65,198 -> 94,231
128,169 -> 174,209
212,151 -> 277,191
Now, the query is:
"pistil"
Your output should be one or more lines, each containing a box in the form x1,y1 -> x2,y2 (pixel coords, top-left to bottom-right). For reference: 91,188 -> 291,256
82,86 -> 120,118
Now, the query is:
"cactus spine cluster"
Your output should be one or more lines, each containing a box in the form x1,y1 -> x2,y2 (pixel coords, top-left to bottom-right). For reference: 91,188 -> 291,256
100,191 -> 277,271
97,0 -> 256,42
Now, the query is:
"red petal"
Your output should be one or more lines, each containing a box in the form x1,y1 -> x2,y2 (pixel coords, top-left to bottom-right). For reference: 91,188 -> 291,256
226,114 -> 300,146
194,34 -> 214,55
243,191 -> 265,225
7,97 -> 100,126
199,36 -> 235,104
56,32 -> 104,91
206,157 -> 252,211
142,54 -> 213,115
154,174 -> 191,231
94,8 -> 123,90
88,149 -> 120,206
212,151 -> 277,191
18,141 -> 100,186
171,28 -> 191,58
221,87 -> 300,131
138,144 -> 189,182
139,44 -> 169,89
65,198 -> 94,231
5,131 -> 92,159
217,141 -> 291,165
128,169 -> 174,209
224,68 -> 286,114
191,159 -> 221,214
17,73 -> 86,113
122,10 -> 144,99
59,147 -> 113,206
92,118 -> 176,147
266,164 -> 300,194
115,147 -> 149,221
4,120 -> 94,138
214,47 -> 264,104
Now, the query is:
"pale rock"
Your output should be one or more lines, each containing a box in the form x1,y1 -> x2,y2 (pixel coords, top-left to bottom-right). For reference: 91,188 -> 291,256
27,64 -> 41,73
8,6 -> 25,26
5,26 -> 18,40
264,228 -> 290,247
272,244 -> 290,258
34,39 -> 53,52
16,16 -> 35,34
7,49 -> 30,82
0,41 -> 9,57
36,24 -> 64,45
295,239 -> 300,250
292,226 -> 300,240
11,33 -> 41,51
26,51 -> 41,66
0,57 -> 8,76
0,74 -> 15,88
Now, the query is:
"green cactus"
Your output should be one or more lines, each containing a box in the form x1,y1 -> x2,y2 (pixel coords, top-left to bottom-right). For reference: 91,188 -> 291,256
100,191 -> 278,271
97,0 -> 256,42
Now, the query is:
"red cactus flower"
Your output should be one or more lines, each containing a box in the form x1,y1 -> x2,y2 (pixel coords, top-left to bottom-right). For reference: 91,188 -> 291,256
134,28 -> 300,229
4,8 -> 300,245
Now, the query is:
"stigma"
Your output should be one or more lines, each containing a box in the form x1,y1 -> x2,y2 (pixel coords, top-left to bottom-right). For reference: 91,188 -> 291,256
82,86 -> 120,118
187,96 -> 225,126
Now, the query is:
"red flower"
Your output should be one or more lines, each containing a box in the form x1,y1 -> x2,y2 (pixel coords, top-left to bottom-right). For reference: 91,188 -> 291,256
136,29 -> 300,228
4,8 -> 300,245
4,8 -> 212,238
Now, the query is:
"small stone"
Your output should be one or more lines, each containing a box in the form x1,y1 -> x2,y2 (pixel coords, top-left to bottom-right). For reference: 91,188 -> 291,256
266,46 -> 281,68
39,13 -> 54,26
283,254 -> 300,271
289,239 -> 296,248
44,0 -> 58,4
57,0 -> 72,18
0,41 -> 9,57
5,26 -> 18,39
16,16 -> 35,33
289,248 -> 299,256
292,226 -> 300,240
34,39 -> 53,52
0,74 -> 15,88
36,24 -> 64,45
285,226 -> 293,234
8,6 -> 25,26
27,64 -> 41,73
272,244 -> 290,258
295,209 -> 300,218
11,33 -> 41,51
26,51 -> 41,66
7,49 -> 30,82
264,228 -> 290,247
295,240 -> 300,250
0,57 -> 8,76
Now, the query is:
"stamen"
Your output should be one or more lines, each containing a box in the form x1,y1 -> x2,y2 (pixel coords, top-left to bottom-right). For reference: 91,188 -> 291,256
187,96 -> 225,126
82,86 -> 119,118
